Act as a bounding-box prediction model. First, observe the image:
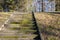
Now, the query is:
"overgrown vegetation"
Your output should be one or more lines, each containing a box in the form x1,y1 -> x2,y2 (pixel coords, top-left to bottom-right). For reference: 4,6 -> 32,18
0,0 -> 60,12
0,0 -> 28,12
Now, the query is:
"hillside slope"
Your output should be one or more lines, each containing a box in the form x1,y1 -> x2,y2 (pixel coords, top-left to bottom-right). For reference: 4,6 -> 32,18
35,12 -> 60,40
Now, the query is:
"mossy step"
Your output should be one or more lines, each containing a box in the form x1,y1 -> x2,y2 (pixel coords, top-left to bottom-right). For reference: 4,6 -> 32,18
10,21 -> 33,24
20,35 -> 37,38
4,24 -> 20,28
0,36 -> 19,38
19,29 -> 36,34
0,34 -> 37,39
4,23 -> 34,30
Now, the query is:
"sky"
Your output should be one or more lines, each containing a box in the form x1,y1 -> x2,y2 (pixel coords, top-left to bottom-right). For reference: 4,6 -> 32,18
32,0 -> 55,12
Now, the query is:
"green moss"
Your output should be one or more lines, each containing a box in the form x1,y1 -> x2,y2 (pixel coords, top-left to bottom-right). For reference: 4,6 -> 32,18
10,22 -> 20,24
10,27 -> 20,30
0,36 -> 19,38
21,19 -> 32,24
21,36 -> 27,38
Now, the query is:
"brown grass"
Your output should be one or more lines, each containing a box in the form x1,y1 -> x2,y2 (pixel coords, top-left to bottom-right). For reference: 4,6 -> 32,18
35,12 -> 60,40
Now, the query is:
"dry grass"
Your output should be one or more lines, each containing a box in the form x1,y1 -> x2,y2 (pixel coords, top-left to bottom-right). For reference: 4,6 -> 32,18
35,12 -> 60,40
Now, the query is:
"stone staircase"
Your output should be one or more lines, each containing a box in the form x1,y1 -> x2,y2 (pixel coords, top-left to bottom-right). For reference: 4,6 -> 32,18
0,12 -> 38,40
